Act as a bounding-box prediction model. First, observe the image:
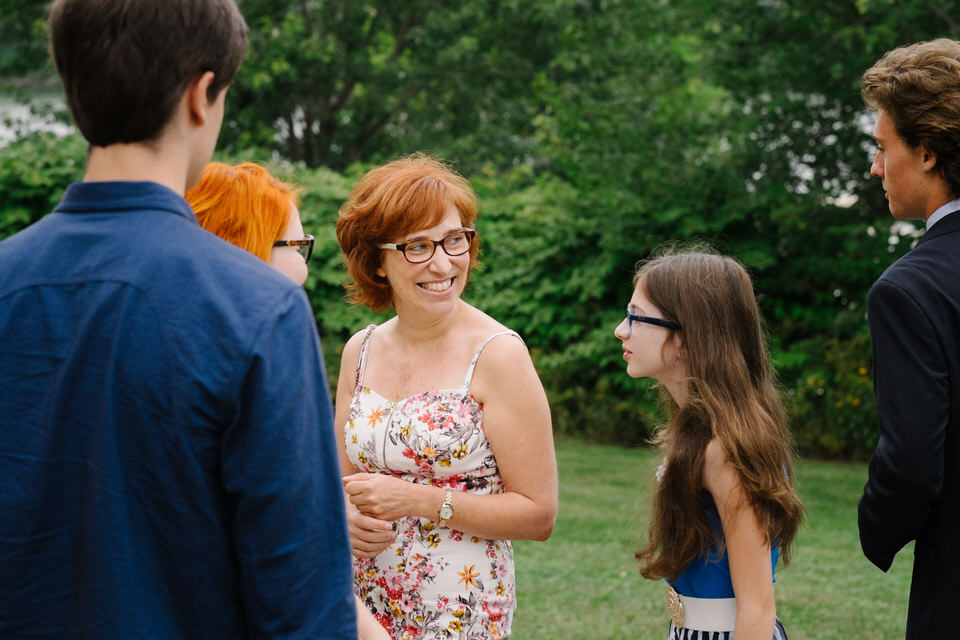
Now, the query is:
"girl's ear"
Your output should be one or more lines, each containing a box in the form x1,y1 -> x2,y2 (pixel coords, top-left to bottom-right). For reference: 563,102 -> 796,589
674,335 -> 687,358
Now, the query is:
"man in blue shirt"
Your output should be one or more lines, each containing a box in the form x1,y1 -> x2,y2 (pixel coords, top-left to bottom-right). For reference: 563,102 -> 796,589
0,1 -> 357,638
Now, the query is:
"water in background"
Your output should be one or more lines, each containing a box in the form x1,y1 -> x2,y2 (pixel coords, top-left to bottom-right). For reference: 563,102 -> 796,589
0,94 -> 73,146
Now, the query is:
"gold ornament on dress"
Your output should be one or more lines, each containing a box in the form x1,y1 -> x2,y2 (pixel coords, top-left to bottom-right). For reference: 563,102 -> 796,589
666,585 -> 685,628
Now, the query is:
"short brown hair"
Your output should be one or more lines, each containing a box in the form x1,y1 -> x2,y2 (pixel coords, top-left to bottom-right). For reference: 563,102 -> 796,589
185,163 -> 300,262
862,38 -> 960,198
49,0 -> 248,146
336,154 -> 479,312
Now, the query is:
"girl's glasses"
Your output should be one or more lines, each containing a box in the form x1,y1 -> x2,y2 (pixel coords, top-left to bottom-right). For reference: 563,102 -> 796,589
625,306 -> 681,335
273,234 -> 315,262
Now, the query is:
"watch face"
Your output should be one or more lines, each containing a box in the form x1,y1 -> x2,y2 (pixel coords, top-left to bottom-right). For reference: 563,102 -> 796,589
440,505 -> 454,520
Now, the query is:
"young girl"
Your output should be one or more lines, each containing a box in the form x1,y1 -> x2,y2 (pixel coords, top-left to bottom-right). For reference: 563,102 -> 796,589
614,251 -> 803,640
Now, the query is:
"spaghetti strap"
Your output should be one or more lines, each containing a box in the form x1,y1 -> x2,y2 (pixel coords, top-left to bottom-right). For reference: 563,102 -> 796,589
354,324 -> 377,389
460,330 -> 524,390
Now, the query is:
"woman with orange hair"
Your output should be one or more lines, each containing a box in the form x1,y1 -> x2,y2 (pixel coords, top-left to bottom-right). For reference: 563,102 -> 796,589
186,161 -> 389,640
186,162 -> 314,285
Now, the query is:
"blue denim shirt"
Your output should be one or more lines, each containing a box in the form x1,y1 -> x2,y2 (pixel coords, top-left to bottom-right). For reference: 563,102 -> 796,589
0,181 -> 357,639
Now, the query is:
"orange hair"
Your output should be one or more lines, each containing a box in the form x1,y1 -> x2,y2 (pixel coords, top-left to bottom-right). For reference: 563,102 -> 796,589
336,154 -> 479,312
185,162 -> 301,262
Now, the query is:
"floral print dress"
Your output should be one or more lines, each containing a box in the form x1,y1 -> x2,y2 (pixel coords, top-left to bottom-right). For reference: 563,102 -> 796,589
345,325 -> 521,640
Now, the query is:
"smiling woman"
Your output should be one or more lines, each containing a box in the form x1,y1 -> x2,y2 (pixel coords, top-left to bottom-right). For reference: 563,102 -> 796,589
334,153 -> 559,639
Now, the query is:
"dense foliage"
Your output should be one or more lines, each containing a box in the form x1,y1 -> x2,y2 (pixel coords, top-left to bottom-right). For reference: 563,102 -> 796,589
4,0 -> 959,457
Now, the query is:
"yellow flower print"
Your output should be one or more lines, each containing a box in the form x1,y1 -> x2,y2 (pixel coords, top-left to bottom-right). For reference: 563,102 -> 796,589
439,459 -> 452,467
496,580 -> 505,596
367,406 -> 386,429
452,609 -> 465,618
448,620 -> 463,632
400,425 -> 410,438
358,452 -> 367,464
458,564 -> 480,589
422,446 -> 436,458
427,533 -> 441,548
453,443 -> 468,459
389,599 -> 402,616
351,434 -> 357,443
490,623 -> 502,638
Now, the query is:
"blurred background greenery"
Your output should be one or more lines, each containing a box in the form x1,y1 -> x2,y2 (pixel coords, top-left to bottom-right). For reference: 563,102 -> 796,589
3,0 -> 957,458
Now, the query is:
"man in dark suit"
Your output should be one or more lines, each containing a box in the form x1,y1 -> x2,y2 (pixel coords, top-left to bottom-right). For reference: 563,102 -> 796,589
858,38 -> 960,638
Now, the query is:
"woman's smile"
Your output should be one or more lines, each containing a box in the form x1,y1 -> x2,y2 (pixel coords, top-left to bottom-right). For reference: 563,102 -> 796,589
418,277 -> 456,292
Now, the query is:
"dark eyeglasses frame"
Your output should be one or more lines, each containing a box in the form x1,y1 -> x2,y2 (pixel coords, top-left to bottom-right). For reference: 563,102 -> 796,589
273,234 -> 315,262
626,306 -> 681,335
378,228 -> 476,264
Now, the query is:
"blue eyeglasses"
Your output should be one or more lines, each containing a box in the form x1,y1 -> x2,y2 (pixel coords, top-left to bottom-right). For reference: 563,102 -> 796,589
625,306 -> 681,335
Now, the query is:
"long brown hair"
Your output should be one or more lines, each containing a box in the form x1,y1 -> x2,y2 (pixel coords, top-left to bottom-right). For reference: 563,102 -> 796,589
633,251 -> 804,581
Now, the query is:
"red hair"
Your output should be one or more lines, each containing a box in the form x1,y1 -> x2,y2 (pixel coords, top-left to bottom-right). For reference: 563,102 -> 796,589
185,162 -> 301,262
336,154 -> 479,311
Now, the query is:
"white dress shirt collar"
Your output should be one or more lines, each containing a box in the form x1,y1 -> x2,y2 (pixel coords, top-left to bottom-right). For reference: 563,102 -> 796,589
926,197 -> 960,230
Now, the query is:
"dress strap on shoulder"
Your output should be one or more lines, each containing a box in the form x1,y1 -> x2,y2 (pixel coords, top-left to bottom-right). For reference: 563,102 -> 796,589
354,324 -> 377,388
460,330 -> 524,390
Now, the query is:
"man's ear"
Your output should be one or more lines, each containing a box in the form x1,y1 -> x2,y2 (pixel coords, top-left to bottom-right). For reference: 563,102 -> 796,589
919,144 -> 938,172
186,71 -> 217,126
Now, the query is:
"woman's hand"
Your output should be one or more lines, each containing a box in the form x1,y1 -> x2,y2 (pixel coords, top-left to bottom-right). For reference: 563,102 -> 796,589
343,472 -> 417,523
344,494 -> 396,558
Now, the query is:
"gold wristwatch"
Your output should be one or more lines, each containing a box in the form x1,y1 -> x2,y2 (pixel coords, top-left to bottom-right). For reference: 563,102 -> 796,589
437,490 -> 454,526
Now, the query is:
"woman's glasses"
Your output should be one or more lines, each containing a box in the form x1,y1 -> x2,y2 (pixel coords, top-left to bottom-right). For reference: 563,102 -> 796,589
273,234 -> 315,262
379,229 -> 475,264
625,306 -> 681,335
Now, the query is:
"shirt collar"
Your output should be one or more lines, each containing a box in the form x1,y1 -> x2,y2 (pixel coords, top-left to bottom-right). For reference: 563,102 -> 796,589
55,181 -> 197,222
926,197 -> 960,231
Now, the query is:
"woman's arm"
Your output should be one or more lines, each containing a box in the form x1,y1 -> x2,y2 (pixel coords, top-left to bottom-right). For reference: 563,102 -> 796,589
355,594 -> 390,640
342,334 -> 558,541
335,330 -> 396,558
703,440 -> 776,640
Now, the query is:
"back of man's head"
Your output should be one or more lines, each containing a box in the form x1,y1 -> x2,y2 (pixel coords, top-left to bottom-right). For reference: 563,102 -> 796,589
862,38 -> 960,198
49,0 -> 248,147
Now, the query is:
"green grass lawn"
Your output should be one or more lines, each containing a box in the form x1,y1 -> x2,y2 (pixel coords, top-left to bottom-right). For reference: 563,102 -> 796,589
511,439 -> 913,639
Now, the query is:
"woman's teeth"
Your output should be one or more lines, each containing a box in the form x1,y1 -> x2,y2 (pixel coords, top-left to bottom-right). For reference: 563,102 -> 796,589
419,278 -> 453,292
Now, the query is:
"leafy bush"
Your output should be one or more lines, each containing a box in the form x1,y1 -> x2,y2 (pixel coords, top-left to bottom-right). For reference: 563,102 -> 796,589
0,130 -> 85,236
0,141 -> 898,458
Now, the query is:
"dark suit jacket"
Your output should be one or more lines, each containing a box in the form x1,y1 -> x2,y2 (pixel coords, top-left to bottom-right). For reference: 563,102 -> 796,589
859,210 -> 960,638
